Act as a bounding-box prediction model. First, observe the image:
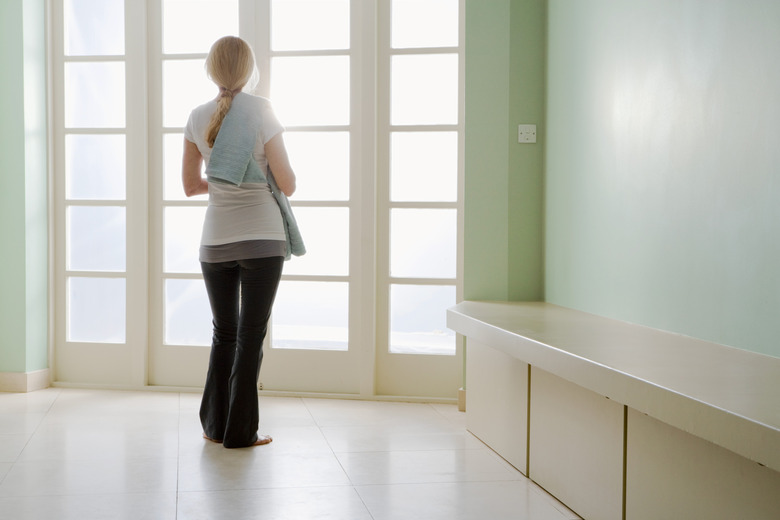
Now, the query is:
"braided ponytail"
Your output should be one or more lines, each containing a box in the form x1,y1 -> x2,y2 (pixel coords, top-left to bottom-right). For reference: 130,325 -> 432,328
204,36 -> 259,148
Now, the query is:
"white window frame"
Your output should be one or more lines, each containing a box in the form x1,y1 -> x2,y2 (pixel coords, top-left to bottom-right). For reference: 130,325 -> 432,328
49,0 -> 464,398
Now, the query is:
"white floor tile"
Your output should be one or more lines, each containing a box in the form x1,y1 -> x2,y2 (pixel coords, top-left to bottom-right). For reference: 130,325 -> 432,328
178,450 -> 351,491
0,388 -> 60,414
0,462 -> 11,483
430,403 -> 468,426
179,419 -> 332,458
0,413 -> 46,435
177,486 -> 372,520
38,408 -> 181,431
19,412 -> 180,462
18,427 -> 180,462
0,434 -> 29,463
321,423 -> 484,453
0,457 -> 178,497
356,481 -> 576,520
178,391 -> 203,411
303,398 -> 451,428
249,426 -> 333,454
529,481 -> 581,519
336,448 -> 524,485
46,389 -> 179,416
258,396 -> 318,427
0,389 -> 582,519
0,492 -> 176,520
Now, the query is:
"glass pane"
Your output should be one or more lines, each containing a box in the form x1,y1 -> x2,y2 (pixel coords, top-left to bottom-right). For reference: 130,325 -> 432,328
392,0 -> 458,49
164,133 -> 207,201
271,56 -> 350,126
64,0 -> 125,56
390,284 -> 455,355
65,62 -> 126,128
66,135 -> 126,200
163,0 -> 238,54
67,277 -> 126,343
390,209 -> 456,279
67,206 -> 126,272
272,281 -> 348,351
163,59 -> 215,128
284,207 -> 349,276
283,132 -> 349,201
391,54 -> 458,125
164,207 -> 207,274
165,279 -> 212,346
391,132 -> 457,202
164,133 -> 184,201
271,0 -> 350,51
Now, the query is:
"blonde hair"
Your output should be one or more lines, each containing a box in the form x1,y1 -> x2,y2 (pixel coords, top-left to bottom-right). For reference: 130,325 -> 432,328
204,36 -> 259,148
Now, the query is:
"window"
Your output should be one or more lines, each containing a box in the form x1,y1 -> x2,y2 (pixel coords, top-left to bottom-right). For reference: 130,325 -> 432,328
51,0 -> 463,398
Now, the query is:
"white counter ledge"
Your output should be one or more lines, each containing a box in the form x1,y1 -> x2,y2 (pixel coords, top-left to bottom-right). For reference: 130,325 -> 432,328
447,300 -> 780,474
447,301 -> 780,520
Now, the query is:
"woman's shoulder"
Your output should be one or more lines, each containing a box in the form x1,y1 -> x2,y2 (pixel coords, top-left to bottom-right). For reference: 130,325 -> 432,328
186,100 -> 218,136
190,99 -> 218,117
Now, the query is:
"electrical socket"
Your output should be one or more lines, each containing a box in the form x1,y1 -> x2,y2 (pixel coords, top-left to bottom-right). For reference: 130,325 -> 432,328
518,124 -> 537,143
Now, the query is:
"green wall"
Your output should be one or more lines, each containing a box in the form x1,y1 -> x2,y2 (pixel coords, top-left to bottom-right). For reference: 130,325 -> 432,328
0,0 -> 544,378
464,0 -> 511,300
13,0 -> 775,378
507,0 -> 545,301
545,0 -> 780,358
464,0 -> 545,301
0,0 -> 49,374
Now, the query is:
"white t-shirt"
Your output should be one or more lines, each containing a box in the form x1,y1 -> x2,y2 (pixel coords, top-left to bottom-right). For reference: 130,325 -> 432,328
184,96 -> 287,252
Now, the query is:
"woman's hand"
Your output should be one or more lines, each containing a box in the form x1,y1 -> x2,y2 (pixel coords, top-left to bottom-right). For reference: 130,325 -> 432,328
182,138 -> 208,197
265,133 -> 296,197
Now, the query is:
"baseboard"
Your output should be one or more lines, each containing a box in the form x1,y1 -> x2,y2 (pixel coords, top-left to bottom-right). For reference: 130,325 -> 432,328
0,369 -> 51,393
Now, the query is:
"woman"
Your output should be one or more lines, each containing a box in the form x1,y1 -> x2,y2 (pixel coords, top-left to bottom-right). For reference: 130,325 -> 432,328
182,36 -> 296,448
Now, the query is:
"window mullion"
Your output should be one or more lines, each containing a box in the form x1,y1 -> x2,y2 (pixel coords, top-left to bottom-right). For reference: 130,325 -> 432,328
246,0 -> 271,98
375,0 -> 392,359
354,0 -> 379,396
125,0 -> 150,385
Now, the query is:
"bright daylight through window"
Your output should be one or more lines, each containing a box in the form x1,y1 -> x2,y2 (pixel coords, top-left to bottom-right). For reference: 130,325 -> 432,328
53,0 -> 462,395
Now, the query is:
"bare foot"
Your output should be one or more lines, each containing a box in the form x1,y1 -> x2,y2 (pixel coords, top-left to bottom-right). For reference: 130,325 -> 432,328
252,434 -> 272,446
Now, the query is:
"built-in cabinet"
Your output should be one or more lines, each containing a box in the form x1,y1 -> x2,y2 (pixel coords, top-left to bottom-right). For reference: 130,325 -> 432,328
450,301 -> 780,520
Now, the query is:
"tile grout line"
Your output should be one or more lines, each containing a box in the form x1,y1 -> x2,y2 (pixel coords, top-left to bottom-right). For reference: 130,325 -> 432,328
18,389 -> 62,465
300,397 -> 379,520
0,390 -> 54,488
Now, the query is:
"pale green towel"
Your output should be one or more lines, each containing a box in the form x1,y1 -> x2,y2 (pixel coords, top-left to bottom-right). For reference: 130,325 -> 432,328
267,167 -> 306,260
205,93 -> 266,186
206,93 -> 305,259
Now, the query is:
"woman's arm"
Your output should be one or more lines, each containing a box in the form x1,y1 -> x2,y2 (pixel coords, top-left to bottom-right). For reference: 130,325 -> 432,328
182,138 -> 208,197
265,133 -> 296,197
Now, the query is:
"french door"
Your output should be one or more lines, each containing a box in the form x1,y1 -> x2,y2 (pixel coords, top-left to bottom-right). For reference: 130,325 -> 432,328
51,0 -> 463,399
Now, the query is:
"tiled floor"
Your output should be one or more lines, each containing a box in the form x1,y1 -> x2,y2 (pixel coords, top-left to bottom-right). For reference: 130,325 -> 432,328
0,388 -> 579,520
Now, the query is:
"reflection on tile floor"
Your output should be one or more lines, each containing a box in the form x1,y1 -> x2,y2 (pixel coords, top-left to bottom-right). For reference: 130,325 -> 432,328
0,388 -> 580,519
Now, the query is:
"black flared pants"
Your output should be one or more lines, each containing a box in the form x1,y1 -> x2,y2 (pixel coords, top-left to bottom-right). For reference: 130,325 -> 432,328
199,256 -> 284,448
